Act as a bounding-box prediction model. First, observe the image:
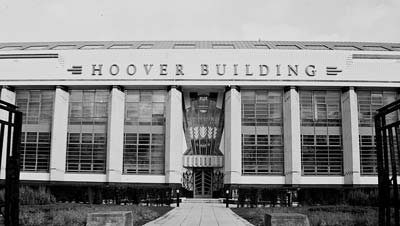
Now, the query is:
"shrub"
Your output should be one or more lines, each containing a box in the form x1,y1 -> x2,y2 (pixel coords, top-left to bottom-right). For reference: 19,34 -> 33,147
19,204 -> 172,226
233,206 -> 378,226
20,186 -> 56,205
50,210 -> 86,226
346,189 -> 378,207
19,210 -> 46,226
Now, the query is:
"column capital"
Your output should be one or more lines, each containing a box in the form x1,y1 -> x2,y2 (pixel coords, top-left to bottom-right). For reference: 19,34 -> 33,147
283,86 -> 298,92
56,85 -> 69,92
341,86 -> 355,93
110,85 -> 124,92
167,85 -> 181,92
1,86 -> 15,92
225,85 -> 240,92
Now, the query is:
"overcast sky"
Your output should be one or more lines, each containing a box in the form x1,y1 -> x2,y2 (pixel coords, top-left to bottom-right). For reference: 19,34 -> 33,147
0,0 -> 399,43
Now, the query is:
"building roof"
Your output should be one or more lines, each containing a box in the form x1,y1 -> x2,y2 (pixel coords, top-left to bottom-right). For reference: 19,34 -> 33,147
0,41 -> 399,51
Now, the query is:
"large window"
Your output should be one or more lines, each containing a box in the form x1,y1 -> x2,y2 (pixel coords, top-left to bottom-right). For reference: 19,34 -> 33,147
123,90 -> 166,175
300,90 -> 343,175
241,90 -> 284,175
16,90 -> 54,172
358,90 -> 397,175
66,90 -> 108,173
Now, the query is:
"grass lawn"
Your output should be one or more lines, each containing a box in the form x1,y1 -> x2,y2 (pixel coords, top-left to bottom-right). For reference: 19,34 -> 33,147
232,206 -> 378,226
20,203 -> 172,226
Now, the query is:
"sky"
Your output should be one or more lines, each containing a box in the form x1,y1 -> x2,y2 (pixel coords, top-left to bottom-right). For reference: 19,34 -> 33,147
0,0 -> 399,43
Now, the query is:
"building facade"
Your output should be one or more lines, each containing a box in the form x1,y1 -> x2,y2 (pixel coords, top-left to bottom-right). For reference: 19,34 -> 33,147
0,41 -> 399,198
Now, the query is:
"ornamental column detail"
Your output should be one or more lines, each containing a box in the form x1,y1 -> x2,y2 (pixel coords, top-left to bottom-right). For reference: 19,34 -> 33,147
341,87 -> 361,184
283,86 -> 301,185
106,86 -> 125,182
224,86 -> 242,185
165,86 -> 184,184
49,86 -> 70,181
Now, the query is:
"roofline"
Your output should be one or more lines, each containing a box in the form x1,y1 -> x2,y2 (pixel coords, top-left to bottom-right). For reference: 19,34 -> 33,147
0,40 -> 399,51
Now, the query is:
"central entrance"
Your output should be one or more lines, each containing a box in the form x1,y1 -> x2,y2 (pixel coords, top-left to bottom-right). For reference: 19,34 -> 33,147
194,168 -> 212,198
181,90 -> 225,198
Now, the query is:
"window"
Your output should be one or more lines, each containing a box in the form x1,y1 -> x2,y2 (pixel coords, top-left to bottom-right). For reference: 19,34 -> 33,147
392,46 -> 400,51
80,45 -> 104,49
300,90 -> 343,175
241,90 -> 284,175
304,45 -> 330,50
173,44 -> 196,49
20,132 -> 51,172
123,90 -> 166,174
358,90 -> 398,175
358,91 -> 397,127
0,46 -> 23,50
212,44 -> 235,49
138,44 -> 153,49
51,45 -> 76,50
275,45 -> 300,50
16,90 -> 54,172
108,44 -> 133,49
362,46 -> 389,51
333,45 -> 360,51
254,44 -> 270,49
66,90 -> 108,173
24,45 -> 49,50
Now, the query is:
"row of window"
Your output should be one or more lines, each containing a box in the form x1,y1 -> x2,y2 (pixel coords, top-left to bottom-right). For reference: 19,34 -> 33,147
241,90 -> 399,176
18,89 -> 166,175
16,88 -> 399,177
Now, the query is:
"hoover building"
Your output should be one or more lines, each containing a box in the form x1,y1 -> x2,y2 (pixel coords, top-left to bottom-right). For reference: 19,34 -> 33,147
0,41 -> 399,198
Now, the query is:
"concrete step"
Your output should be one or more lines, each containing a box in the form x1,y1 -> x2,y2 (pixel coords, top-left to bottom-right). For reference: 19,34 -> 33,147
182,198 -> 222,204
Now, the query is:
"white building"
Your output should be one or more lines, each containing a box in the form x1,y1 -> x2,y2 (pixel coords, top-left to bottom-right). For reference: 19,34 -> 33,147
0,41 -> 399,198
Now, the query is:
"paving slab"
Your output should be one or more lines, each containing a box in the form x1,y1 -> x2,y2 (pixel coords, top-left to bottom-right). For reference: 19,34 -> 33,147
143,202 -> 253,226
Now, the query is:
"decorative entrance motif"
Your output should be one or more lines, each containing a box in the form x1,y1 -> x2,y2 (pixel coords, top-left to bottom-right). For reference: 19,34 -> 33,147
182,92 -> 224,156
182,91 -> 225,198
194,168 -> 212,198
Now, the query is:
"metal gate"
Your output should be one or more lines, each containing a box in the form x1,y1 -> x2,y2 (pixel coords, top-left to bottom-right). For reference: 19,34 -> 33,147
194,168 -> 212,198
0,100 -> 22,226
375,98 -> 400,226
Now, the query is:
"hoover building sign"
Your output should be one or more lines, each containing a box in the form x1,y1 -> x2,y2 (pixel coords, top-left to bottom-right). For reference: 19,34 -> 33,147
0,49 -> 399,83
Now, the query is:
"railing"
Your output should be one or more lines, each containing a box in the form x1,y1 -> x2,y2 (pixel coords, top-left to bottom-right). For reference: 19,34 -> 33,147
0,100 -> 23,226
375,98 -> 400,226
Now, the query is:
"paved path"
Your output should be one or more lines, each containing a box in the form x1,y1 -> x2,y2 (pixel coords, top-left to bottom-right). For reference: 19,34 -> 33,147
143,202 -> 254,226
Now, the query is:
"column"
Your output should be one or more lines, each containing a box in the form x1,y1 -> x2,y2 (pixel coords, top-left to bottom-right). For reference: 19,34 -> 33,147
341,87 -> 360,185
106,86 -> 125,182
49,86 -> 70,181
165,86 -> 183,184
283,86 -> 301,185
0,86 -> 16,180
224,86 -> 241,185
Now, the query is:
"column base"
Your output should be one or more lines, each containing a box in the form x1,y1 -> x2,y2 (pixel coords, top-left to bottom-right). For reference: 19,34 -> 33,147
50,168 -> 65,181
344,171 -> 360,185
107,169 -> 122,182
224,171 -> 241,184
166,170 -> 182,184
285,171 -> 301,185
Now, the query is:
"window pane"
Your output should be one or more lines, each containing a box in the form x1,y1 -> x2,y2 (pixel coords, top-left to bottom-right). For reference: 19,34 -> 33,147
123,90 -> 166,175
66,90 -> 108,173
300,90 -> 343,175
241,90 -> 284,175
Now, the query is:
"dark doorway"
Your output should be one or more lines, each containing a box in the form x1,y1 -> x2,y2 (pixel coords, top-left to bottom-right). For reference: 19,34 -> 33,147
193,168 -> 213,198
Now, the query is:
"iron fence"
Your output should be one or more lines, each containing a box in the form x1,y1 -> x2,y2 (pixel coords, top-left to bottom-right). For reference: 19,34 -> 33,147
375,98 -> 400,226
0,99 -> 22,226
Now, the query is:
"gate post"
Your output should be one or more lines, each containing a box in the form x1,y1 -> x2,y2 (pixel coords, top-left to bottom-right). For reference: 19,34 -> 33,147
0,99 -> 22,226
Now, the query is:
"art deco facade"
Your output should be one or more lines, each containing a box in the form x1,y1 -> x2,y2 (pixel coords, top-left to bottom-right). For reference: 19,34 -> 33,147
0,41 -> 399,198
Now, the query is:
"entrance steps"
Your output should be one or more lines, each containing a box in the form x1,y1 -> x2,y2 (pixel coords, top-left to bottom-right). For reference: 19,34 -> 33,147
182,198 -> 222,204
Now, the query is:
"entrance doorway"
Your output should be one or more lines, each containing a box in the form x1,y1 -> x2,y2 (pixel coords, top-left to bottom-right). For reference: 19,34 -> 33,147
193,168 -> 212,198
